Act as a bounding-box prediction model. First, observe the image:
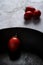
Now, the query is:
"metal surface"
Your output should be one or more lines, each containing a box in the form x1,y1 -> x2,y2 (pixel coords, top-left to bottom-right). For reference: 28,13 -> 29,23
0,53 -> 43,65
0,28 -> 43,65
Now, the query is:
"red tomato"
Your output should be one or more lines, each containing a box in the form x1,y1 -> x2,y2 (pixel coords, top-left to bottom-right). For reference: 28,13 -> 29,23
8,37 -> 20,51
33,10 -> 41,18
25,6 -> 35,12
24,11 -> 33,20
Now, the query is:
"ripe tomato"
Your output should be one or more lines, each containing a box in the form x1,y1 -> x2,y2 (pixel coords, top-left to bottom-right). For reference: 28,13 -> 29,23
25,6 -> 35,12
8,37 -> 20,51
33,10 -> 41,18
24,11 -> 33,20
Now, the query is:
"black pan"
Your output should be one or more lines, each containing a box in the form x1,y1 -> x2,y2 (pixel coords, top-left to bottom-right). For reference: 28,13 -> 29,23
0,27 -> 43,64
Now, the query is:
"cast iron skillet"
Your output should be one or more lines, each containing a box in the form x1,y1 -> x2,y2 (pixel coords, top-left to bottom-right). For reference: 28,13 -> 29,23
0,27 -> 43,60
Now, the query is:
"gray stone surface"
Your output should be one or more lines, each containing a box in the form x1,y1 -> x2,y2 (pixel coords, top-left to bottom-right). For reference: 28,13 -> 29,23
0,0 -> 43,32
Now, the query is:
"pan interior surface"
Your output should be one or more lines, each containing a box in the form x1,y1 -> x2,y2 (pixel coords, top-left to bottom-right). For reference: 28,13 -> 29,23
0,27 -> 43,65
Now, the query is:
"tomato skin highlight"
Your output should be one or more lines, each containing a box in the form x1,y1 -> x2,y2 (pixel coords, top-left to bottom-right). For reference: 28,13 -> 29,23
33,10 -> 41,18
24,11 -> 33,20
8,37 -> 20,51
25,6 -> 35,12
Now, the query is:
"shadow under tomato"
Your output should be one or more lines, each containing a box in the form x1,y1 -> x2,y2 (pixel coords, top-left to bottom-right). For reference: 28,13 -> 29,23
33,18 -> 41,25
9,50 -> 21,61
24,19 -> 32,25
